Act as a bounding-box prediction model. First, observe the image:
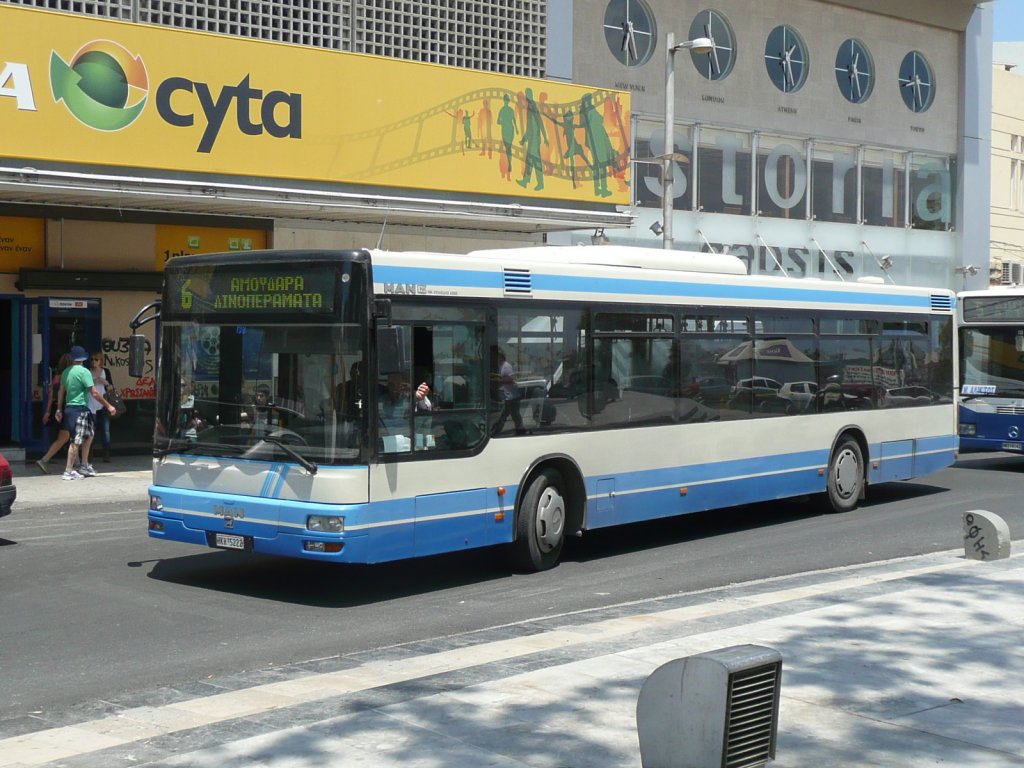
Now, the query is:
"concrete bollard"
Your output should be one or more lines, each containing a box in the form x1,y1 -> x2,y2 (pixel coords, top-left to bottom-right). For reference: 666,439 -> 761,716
637,645 -> 782,768
962,510 -> 1011,561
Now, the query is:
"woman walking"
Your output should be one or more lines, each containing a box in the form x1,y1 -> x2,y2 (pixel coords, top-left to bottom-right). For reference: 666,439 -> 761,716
89,351 -> 116,462
36,353 -> 72,473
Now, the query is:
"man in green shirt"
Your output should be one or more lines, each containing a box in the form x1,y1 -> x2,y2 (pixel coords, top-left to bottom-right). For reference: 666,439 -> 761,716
56,346 -> 116,480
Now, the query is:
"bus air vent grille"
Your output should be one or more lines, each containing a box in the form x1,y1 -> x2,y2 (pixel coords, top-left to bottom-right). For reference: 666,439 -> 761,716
996,405 -> 1024,415
930,294 -> 954,311
503,268 -> 532,295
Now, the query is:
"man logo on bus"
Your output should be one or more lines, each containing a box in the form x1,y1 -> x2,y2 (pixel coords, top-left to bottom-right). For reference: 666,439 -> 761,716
50,40 -> 148,131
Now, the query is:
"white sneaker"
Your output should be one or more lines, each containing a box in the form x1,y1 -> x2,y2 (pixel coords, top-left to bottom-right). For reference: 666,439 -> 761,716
62,470 -> 82,481
79,464 -> 97,477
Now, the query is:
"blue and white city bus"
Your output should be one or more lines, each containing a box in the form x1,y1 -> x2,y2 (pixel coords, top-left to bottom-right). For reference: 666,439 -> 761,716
130,246 -> 957,571
957,288 -> 1024,454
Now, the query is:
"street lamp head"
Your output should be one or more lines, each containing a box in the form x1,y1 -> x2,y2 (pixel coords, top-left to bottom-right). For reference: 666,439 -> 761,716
674,36 -> 714,55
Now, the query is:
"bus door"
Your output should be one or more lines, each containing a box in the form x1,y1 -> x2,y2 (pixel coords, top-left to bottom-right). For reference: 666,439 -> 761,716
19,298 -> 102,453
371,305 -> 490,558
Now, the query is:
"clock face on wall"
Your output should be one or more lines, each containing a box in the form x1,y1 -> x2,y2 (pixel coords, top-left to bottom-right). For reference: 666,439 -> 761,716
835,38 -> 874,104
603,0 -> 657,67
764,24 -> 808,93
688,9 -> 736,81
898,50 -> 935,112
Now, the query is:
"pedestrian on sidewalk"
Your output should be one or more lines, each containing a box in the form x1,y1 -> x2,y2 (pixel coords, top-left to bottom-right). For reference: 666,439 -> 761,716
55,346 -> 116,480
89,351 -> 116,463
36,353 -> 73,474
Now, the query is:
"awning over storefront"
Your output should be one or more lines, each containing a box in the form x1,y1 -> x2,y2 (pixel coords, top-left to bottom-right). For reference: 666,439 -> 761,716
0,165 -> 634,234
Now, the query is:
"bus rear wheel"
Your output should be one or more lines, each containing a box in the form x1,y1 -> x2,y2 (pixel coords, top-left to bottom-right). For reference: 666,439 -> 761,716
511,468 -> 567,572
826,436 -> 864,513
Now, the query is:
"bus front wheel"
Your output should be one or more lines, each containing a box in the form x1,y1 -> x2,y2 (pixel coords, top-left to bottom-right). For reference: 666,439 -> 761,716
826,436 -> 864,513
512,468 -> 567,572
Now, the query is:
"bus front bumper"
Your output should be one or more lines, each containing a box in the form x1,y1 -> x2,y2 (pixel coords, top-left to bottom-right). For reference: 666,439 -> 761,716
148,512 -> 370,561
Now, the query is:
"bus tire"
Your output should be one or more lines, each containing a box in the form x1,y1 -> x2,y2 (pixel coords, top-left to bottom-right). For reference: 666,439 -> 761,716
512,468 -> 567,572
826,435 -> 864,513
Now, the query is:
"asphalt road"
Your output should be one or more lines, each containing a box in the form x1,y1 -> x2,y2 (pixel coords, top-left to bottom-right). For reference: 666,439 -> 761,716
1,452 -> 1021,725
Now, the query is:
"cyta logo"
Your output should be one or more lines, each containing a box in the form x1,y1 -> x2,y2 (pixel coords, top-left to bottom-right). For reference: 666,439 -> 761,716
50,40 -> 149,131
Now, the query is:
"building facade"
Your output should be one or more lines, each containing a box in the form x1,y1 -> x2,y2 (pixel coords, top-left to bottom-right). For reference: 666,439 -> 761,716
991,43 -> 1024,285
0,0 -> 992,455
550,0 -> 991,292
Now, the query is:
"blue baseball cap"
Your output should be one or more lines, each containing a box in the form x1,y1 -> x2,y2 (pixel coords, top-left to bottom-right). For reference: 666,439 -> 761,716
70,345 -> 89,362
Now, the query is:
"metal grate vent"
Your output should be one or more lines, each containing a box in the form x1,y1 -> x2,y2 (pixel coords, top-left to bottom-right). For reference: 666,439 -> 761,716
930,294 -> 954,312
723,662 -> 781,768
1002,262 -> 1023,286
503,268 -> 532,295
996,405 -> 1024,415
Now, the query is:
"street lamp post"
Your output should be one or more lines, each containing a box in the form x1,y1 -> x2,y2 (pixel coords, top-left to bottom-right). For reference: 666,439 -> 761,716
662,32 -> 713,249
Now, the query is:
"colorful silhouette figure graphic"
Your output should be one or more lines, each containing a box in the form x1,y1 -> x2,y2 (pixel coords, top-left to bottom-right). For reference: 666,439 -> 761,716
445,108 -> 472,154
496,94 -> 518,181
538,92 -> 559,175
517,88 -> 549,191
478,99 -> 494,158
560,108 -> 587,188
603,94 -> 630,192
461,110 -> 474,149
580,93 -> 615,198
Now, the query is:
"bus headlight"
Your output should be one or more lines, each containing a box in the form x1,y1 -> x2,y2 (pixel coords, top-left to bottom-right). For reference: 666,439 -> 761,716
959,423 -> 976,437
307,515 -> 344,532
150,494 -> 164,511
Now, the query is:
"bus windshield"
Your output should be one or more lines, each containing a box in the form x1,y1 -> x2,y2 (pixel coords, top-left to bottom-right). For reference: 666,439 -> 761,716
154,256 -> 368,465
960,327 -> 1024,397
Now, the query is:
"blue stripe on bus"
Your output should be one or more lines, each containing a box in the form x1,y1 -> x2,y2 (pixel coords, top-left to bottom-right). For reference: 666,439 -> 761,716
372,265 -> 939,309
272,465 -> 290,498
258,464 -> 277,497
150,435 -> 957,561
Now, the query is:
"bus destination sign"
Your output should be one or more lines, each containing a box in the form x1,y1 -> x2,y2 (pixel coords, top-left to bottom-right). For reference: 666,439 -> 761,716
167,266 -> 336,315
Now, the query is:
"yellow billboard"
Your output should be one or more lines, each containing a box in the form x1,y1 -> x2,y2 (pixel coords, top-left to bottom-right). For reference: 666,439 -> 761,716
0,6 -> 631,205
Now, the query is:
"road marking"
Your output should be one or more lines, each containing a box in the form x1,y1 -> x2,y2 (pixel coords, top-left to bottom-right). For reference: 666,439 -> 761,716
0,552 -> 999,767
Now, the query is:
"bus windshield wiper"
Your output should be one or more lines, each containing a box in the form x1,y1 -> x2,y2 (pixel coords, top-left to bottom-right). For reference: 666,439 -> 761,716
260,435 -> 319,475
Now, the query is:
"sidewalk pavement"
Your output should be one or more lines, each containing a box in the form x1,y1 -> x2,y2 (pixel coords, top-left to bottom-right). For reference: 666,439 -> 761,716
4,459 -> 1024,767
13,453 -> 153,509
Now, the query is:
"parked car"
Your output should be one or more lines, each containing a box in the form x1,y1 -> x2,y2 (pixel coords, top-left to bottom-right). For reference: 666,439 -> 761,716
729,376 -> 783,410
733,376 -> 782,395
689,375 -> 732,403
882,385 -> 944,407
620,375 -> 672,397
778,380 -> 819,411
0,452 -> 16,518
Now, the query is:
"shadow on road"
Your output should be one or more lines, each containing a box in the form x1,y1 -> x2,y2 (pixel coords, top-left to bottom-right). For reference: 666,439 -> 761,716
143,478 -> 949,607
955,453 -> 1024,472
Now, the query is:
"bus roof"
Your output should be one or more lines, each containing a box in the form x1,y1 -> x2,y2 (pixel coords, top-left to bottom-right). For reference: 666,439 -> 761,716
464,245 -> 749,275
369,246 -> 953,314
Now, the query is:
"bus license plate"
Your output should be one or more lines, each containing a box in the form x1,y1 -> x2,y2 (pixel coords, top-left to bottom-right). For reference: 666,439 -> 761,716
214,533 -> 246,550
1002,442 -> 1023,452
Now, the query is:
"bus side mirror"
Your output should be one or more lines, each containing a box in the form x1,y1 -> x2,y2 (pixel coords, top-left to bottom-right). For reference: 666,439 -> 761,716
377,325 -> 409,374
128,334 -> 148,377
372,298 -> 392,325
